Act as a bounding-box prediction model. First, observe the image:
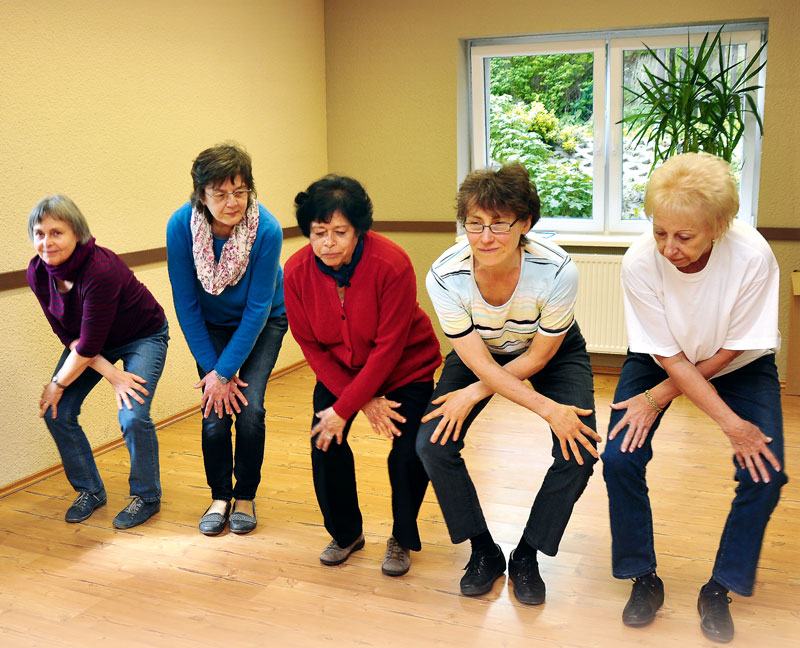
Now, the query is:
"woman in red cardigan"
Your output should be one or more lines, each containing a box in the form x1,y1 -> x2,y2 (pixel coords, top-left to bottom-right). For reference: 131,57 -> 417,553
284,175 -> 441,576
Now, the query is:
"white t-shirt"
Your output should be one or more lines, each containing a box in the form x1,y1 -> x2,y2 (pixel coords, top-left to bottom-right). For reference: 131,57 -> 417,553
426,235 -> 577,355
622,220 -> 780,377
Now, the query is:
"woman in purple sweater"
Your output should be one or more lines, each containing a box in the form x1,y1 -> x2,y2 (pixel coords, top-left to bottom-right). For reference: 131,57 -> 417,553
28,195 -> 169,529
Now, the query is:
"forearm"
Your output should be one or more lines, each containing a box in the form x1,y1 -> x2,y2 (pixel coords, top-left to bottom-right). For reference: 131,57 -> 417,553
658,354 -> 740,431
54,346 -> 95,386
464,334 -> 563,401
470,357 -> 557,419
649,349 -> 744,407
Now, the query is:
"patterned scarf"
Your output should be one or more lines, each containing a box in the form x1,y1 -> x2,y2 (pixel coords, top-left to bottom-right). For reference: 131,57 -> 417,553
190,201 -> 259,295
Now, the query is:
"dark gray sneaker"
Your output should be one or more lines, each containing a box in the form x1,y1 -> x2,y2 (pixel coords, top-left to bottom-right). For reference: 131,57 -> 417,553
65,490 -> 107,523
113,496 -> 160,529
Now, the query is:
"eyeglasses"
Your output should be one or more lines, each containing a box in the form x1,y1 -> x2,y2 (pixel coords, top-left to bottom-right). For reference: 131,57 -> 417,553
463,217 -> 520,234
205,188 -> 252,202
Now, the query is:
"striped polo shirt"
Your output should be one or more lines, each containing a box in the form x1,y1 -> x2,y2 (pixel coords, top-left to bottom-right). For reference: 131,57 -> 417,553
426,235 -> 577,355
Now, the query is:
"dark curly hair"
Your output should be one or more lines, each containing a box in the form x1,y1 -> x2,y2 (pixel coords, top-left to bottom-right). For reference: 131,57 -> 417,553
294,175 -> 373,237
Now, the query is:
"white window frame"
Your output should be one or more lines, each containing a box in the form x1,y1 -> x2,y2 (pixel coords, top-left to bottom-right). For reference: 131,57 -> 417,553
468,23 -> 767,239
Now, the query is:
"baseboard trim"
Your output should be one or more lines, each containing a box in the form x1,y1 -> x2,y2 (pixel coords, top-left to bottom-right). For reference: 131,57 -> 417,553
0,360 -> 310,500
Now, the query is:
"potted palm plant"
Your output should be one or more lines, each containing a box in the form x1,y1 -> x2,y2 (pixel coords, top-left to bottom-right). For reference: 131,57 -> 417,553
620,26 -> 767,170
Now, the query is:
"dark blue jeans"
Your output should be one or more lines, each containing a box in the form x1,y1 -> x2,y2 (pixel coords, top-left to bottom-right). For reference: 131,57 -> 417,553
602,351 -> 787,596
416,324 -> 597,555
44,321 -> 169,503
311,379 -> 434,551
198,315 -> 287,501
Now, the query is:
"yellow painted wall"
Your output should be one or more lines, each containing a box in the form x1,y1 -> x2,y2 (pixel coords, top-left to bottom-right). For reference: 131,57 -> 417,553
324,0 -> 800,376
0,0 -> 326,489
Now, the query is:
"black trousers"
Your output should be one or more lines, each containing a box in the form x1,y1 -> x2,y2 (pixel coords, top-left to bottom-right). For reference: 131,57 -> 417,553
311,379 -> 434,551
416,324 -> 597,555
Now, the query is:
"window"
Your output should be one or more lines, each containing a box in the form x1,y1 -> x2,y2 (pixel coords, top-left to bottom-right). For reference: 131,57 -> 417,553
469,23 -> 767,237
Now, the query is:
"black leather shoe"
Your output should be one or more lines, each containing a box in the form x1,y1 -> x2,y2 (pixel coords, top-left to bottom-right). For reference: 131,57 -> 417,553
622,575 -> 664,626
508,549 -> 546,605
65,490 -> 107,523
698,590 -> 734,643
460,544 -> 506,597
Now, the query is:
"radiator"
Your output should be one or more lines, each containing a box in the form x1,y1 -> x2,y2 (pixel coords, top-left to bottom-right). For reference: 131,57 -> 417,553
571,254 -> 628,355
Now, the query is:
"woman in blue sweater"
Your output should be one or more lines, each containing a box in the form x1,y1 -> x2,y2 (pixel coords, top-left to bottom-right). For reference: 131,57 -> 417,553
167,143 -> 287,536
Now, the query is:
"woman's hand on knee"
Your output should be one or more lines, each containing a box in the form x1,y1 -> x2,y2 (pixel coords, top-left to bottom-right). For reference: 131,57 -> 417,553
39,382 -> 63,419
609,393 -> 659,453
543,402 -> 600,465
227,375 -> 249,414
725,418 -> 782,483
106,366 -> 149,411
312,406 -> 347,451
361,397 -> 405,439
422,386 -> 480,446
195,371 -> 236,418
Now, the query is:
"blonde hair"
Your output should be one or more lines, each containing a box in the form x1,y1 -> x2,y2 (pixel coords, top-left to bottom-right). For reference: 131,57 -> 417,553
643,153 -> 739,236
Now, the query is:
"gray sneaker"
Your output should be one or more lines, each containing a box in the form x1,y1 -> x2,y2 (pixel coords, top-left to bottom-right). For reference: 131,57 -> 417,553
382,536 -> 410,576
65,489 -> 107,523
320,533 -> 365,566
112,496 -> 160,529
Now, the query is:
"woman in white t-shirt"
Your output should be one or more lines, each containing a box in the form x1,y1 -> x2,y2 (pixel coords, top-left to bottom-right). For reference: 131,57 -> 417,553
417,163 -> 601,604
602,153 -> 786,643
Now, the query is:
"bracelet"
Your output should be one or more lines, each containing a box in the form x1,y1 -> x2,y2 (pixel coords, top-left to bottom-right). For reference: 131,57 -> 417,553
50,375 -> 67,389
213,370 -> 230,384
643,389 -> 663,414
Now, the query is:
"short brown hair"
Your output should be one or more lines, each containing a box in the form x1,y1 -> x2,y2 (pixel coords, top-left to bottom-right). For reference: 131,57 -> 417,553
457,163 -> 540,245
190,142 -> 256,223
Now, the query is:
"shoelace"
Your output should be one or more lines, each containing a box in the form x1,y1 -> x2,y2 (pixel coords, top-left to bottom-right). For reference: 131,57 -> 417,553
385,539 -> 406,561
705,592 -> 733,609
74,492 -> 91,507
630,578 -> 655,603
123,497 -> 143,515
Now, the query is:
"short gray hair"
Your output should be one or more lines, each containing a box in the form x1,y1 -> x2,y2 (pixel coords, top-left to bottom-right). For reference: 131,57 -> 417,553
28,195 -> 93,243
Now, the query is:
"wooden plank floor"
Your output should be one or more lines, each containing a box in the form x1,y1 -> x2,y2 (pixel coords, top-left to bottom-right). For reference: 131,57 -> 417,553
1,365 -> 798,647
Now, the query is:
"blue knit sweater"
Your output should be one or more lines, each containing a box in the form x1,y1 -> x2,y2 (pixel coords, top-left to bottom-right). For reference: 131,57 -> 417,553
166,201 -> 285,378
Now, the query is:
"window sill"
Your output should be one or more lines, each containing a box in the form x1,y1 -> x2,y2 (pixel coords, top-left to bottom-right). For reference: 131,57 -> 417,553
537,232 -> 641,249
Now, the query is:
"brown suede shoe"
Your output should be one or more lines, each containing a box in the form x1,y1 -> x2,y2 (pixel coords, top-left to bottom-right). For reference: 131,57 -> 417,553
320,533 -> 365,566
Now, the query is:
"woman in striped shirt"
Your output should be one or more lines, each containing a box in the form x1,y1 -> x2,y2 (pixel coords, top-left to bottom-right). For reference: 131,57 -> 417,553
417,163 -> 600,602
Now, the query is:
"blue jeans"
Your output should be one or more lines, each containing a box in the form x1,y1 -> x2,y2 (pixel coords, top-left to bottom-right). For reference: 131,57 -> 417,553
416,324 -> 597,554
44,321 -> 169,503
198,315 -> 287,501
602,351 -> 787,596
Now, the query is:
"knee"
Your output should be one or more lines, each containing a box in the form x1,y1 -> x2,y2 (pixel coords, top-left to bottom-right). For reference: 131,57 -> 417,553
739,467 -> 788,502
415,430 -> 458,470
234,403 -> 266,436
601,445 -> 642,481
118,406 -> 152,433
43,406 -> 77,431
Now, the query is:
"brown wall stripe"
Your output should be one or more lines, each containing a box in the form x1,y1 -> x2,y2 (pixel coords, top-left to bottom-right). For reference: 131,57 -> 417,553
1,222 -> 794,292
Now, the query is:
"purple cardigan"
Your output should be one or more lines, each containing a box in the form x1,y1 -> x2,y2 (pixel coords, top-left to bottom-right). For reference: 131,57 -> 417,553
27,243 -> 165,356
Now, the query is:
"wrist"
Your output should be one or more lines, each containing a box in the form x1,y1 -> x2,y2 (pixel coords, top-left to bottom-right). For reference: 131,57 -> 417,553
50,375 -> 67,390
643,389 -> 664,414
213,370 -> 230,384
